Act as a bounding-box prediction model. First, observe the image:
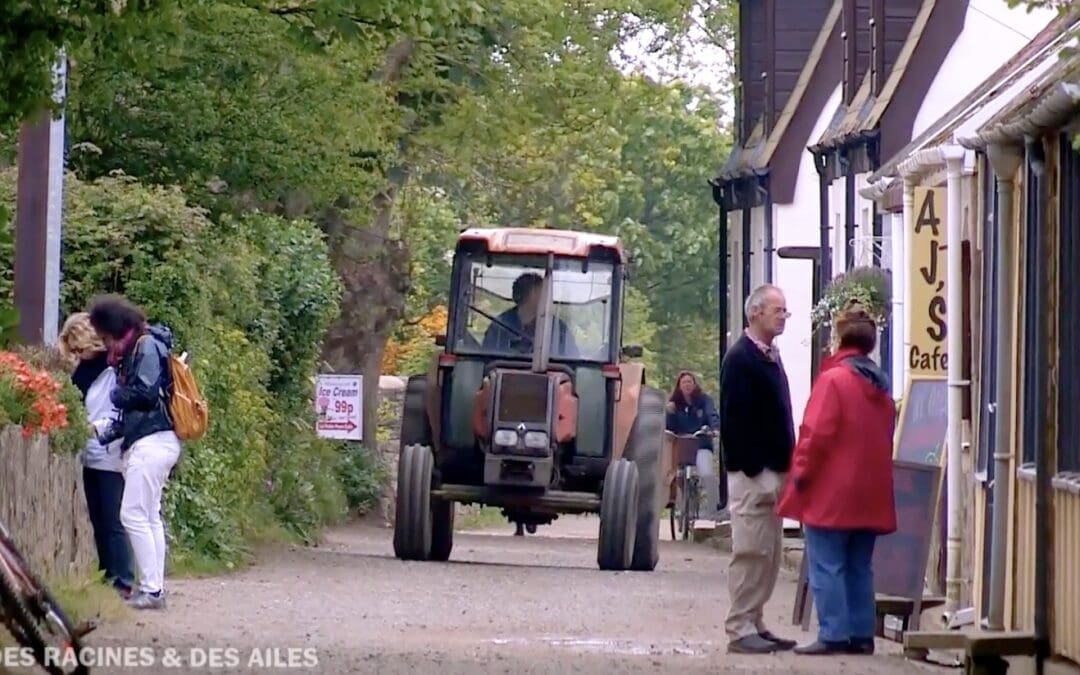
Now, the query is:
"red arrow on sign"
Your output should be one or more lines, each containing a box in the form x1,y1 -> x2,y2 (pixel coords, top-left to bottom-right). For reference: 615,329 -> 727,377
318,420 -> 357,432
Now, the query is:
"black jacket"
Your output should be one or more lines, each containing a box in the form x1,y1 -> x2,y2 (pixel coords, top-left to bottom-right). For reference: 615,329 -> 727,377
665,393 -> 721,451
111,324 -> 175,450
718,334 -> 795,477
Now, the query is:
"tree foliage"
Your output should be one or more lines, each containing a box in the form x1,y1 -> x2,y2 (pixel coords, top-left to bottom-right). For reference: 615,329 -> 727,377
3,0 -> 740,561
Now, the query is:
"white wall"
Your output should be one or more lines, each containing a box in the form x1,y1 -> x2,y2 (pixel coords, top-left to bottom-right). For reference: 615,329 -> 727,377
911,0 -> 1056,136
772,84 -> 843,430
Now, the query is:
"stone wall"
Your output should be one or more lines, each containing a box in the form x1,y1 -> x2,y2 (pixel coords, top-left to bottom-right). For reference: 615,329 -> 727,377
0,426 -> 96,579
374,378 -> 406,526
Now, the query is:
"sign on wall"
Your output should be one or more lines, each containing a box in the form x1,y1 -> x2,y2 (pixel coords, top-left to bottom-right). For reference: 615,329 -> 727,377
314,374 -> 363,441
908,187 -> 948,374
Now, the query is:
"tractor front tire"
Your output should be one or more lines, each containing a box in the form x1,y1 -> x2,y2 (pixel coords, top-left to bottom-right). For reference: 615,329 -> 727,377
626,386 -> 665,571
597,459 -> 640,571
393,444 -> 434,561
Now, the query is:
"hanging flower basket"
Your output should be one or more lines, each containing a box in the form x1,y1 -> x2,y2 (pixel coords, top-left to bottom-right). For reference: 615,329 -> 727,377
811,266 -> 892,333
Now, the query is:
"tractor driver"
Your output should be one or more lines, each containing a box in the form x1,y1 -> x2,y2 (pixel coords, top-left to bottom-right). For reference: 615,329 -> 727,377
482,272 -> 579,358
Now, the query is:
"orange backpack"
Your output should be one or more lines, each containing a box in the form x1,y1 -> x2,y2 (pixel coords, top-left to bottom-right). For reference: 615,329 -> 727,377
166,352 -> 209,441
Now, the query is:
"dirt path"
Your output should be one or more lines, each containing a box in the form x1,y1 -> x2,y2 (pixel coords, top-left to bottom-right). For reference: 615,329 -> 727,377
82,516 -> 940,674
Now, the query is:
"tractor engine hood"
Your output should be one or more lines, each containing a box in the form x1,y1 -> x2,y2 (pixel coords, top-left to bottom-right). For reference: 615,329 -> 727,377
472,369 -> 578,455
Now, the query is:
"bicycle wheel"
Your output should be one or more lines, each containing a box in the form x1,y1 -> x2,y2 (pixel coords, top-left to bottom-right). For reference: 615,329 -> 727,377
679,480 -> 693,542
0,538 -> 88,675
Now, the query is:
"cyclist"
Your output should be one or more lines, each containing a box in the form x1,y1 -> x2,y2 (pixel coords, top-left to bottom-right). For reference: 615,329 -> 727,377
665,371 -> 721,494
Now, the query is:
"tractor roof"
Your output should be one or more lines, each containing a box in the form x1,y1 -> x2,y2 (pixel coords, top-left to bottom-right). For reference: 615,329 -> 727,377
457,227 -> 627,263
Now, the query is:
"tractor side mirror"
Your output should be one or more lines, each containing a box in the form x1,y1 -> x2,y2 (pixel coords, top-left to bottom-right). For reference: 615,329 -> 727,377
435,334 -> 447,347
622,344 -> 643,359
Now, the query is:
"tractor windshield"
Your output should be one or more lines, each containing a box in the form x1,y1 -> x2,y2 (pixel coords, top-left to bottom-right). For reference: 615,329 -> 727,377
452,252 -> 617,363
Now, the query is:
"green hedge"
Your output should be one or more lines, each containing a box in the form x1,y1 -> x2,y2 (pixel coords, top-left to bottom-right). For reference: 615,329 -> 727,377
0,170 -> 384,567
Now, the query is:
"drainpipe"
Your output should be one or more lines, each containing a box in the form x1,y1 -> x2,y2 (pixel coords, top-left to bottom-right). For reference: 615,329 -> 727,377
942,144 -> 966,616
742,206 -> 752,327
902,178 -> 916,387
986,141 -> 1023,631
764,184 -> 775,283
845,170 -> 856,269
890,206 -> 905,393
1026,135 -> 1049,670
814,151 -> 833,363
718,198 -> 730,367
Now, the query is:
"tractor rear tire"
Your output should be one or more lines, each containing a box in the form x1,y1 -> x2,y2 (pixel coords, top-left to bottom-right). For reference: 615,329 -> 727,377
597,459 -> 640,571
401,376 -> 433,448
430,498 -> 455,562
626,386 -> 665,571
393,444 -> 434,561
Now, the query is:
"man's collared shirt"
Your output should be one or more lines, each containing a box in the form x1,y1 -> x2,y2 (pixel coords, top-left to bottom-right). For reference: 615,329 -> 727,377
745,329 -> 781,364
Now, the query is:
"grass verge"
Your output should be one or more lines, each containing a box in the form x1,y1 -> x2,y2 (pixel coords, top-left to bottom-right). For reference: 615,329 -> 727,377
454,505 -> 507,531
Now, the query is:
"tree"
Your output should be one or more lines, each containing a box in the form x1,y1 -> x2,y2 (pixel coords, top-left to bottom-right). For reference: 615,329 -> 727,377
64,0 -> 707,444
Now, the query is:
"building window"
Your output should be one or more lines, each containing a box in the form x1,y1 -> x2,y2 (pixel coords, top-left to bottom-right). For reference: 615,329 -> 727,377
977,153 -> 999,479
1059,135 -> 1080,474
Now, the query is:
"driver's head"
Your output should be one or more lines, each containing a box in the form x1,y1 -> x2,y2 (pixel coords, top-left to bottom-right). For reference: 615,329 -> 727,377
511,273 -> 543,316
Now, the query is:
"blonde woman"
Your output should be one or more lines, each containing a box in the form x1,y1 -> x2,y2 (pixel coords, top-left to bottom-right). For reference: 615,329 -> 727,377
59,312 -> 134,600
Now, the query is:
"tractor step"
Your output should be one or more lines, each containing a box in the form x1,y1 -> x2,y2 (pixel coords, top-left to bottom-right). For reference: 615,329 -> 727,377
432,484 -> 602,513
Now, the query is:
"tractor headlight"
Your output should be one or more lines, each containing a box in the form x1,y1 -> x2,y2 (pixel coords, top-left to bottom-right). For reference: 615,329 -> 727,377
523,431 -> 549,449
493,429 -> 518,447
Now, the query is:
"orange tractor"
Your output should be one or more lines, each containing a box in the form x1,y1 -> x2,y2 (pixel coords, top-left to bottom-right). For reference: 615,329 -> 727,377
393,227 -> 667,571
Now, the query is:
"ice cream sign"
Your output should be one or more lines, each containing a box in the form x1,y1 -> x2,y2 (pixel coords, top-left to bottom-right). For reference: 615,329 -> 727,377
314,374 -> 363,441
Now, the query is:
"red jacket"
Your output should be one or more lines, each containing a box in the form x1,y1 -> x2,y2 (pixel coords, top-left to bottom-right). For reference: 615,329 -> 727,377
776,348 -> 897,533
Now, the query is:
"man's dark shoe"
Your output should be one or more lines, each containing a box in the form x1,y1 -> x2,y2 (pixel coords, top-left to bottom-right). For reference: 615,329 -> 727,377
794,640 -> 850,655
727,634 -> 780,654
847,638 -> 875,655
759,631 -> 796,650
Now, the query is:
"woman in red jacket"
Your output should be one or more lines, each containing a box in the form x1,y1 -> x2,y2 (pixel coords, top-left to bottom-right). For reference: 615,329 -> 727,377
777,304 -> 897,656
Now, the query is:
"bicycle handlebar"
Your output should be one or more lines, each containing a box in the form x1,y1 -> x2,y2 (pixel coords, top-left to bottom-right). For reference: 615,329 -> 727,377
663,428 -> 718,439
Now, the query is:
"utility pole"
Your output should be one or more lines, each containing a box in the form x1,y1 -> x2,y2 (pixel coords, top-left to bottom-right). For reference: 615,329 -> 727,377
13,56 -> 66,346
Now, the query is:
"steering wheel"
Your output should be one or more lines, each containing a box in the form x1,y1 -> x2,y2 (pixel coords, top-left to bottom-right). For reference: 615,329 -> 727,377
469,304 -> 534,344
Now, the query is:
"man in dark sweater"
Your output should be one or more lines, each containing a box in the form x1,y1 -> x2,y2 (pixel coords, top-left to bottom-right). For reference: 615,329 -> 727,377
719,284 -> 797,654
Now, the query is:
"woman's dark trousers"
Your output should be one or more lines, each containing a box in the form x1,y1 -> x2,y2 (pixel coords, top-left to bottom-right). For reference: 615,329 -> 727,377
83,467 -> 135,592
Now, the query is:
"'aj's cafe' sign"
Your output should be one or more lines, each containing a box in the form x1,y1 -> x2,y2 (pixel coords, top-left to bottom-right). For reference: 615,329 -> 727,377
908,186 -> 947,374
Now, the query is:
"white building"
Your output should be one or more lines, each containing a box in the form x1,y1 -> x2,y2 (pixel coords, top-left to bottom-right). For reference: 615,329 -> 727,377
713,0 -> 1056,429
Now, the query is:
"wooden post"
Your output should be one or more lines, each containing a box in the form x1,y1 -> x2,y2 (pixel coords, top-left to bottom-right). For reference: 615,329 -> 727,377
12,56 -> 65,346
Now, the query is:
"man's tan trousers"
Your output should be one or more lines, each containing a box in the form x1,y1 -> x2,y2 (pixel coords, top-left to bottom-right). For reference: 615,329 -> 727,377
725,469 -> 786,640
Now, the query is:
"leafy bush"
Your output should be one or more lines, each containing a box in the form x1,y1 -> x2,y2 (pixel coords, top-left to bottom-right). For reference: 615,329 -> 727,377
0,204 -> 17,347
163,325 -> 275,563
336,443 -> 387,513
0,170 -> 379,570
0,170 -> 210,345
200,212 -> 342,406
0,351 -> 88,454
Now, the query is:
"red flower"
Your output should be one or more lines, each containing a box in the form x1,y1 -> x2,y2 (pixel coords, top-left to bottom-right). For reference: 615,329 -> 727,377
0,351 -> 71,438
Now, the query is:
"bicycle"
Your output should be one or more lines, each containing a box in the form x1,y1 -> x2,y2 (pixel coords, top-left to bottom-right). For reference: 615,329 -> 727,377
0,518 -> 93,675
666,429 -> 713,543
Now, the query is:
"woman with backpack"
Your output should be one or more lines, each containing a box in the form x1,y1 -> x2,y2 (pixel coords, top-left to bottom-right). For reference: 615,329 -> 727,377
59,312 -> 135,600
88,295 -> 180,610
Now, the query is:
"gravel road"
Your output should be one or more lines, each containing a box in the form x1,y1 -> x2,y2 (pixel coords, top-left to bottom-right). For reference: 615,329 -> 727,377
81,516 -> 940,674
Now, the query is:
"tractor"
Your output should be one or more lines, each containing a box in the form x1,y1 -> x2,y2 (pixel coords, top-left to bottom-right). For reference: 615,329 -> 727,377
392,227 -> 667,571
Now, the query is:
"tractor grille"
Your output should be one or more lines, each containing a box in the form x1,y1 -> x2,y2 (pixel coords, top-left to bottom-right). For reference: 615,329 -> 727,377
496,372 -> 549,424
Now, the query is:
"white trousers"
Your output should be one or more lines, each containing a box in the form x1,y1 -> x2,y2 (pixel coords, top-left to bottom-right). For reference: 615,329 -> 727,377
695,449 -> 715,478
120,431 -> 181,595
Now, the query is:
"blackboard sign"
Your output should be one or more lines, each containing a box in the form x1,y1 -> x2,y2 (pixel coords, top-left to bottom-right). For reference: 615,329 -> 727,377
872,461 -> 942,600
895,377 -> 948,465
